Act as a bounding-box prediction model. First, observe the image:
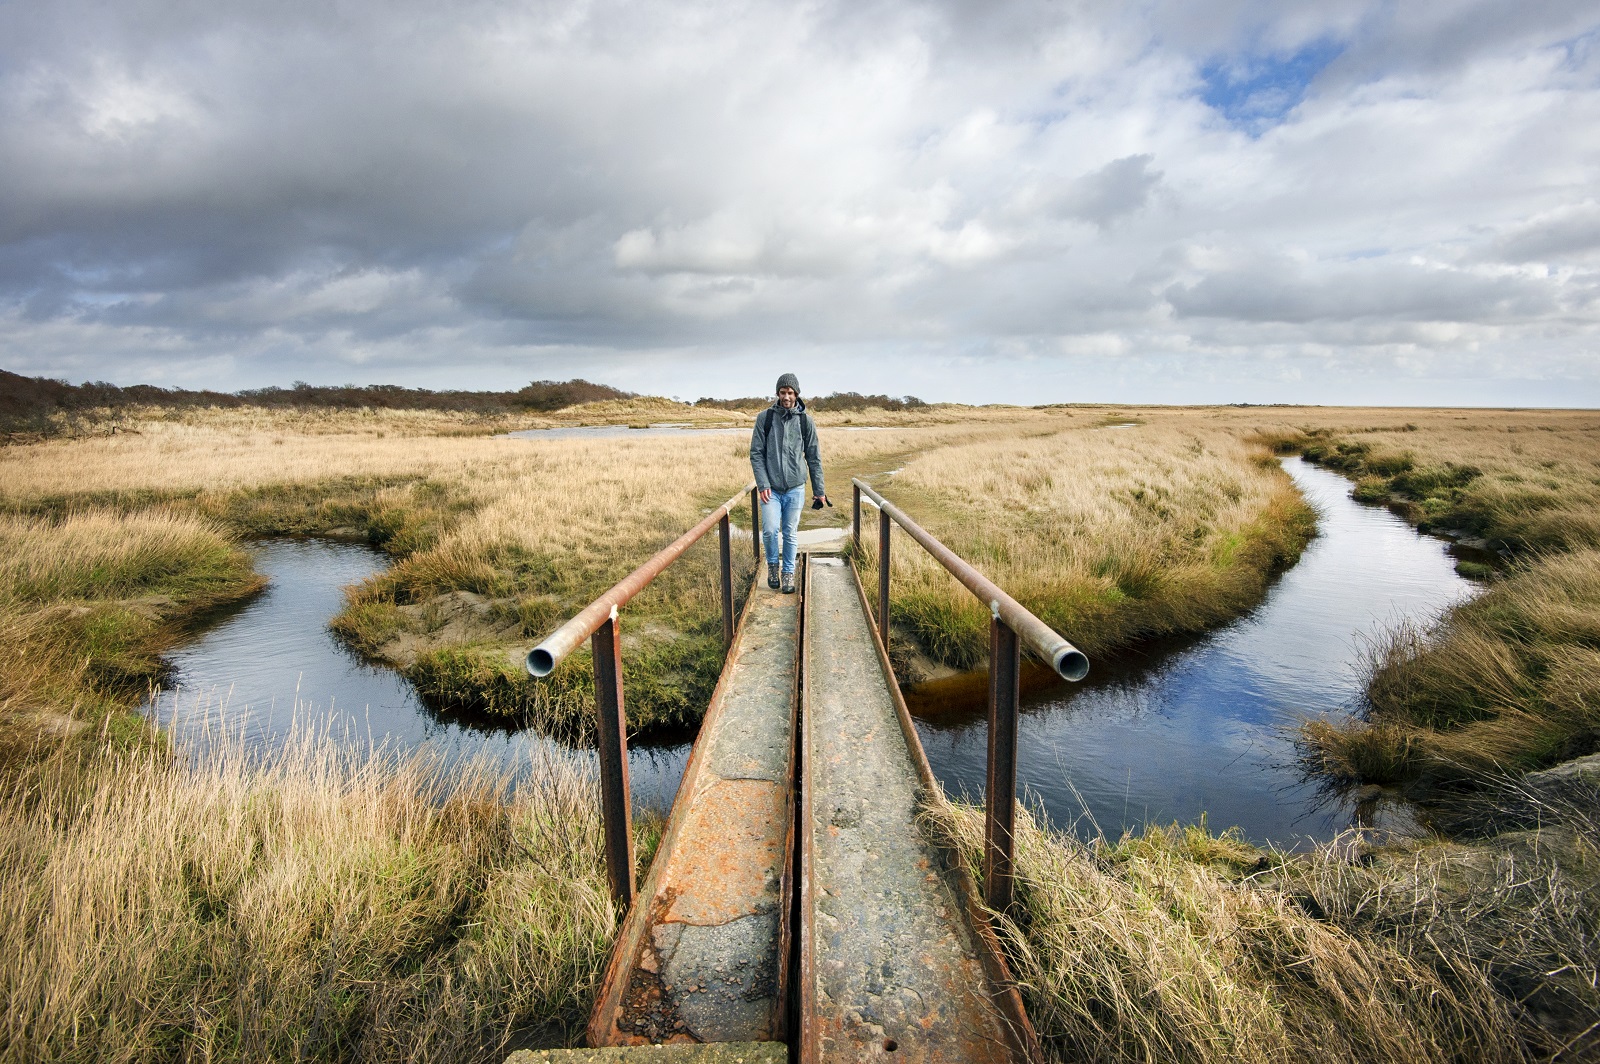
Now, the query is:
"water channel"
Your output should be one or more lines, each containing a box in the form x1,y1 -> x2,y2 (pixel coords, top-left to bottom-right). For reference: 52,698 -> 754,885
140,538 -> 693,812
144,456 -> 1477,843
909,457 -> 1476,845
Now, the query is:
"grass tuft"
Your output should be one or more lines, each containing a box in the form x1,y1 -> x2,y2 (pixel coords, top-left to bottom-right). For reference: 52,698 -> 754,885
0,727 -> 619,1061
925,801 -> 1524,1064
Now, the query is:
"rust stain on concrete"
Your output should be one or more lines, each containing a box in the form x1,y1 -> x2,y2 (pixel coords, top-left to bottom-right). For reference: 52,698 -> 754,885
590,585 -> 800,1048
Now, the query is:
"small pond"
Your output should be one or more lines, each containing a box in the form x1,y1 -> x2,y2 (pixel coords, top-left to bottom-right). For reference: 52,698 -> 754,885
907,457 -> 1479,846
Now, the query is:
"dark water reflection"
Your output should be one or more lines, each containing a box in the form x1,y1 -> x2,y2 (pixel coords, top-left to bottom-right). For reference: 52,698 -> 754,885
907,458 -> 1478,847
140,538 -> 692,813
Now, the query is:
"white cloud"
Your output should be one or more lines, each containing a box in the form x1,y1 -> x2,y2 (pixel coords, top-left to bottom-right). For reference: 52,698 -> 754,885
0,0 -> 1596,403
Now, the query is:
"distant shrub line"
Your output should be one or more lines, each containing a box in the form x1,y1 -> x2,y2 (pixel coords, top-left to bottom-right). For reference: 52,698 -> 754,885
1,369 -> 937,436
0,370 -> 637,433
693,391 -> 927,412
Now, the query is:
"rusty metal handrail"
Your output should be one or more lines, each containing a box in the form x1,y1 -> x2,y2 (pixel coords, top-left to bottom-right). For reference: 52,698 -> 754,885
852,476 -> 1088,917
852,479 -> 1088,680
526,479 -> 759,911
527,481 -> 757,677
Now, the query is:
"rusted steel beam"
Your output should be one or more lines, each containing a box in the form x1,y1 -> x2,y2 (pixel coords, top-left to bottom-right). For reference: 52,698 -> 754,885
877,506 -> 891,641
853,478 -> 1089,682
588,569 -> 800,1047
985,613 -> 1022,917
592,610 -> 634,912
526,481 -> 756,678
718,514 -> 734,653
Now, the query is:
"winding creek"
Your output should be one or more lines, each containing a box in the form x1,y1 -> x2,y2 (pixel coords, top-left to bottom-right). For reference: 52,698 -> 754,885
911,457 -> 1477,845
144,457 -> 1479,843
139,538 -> 694,812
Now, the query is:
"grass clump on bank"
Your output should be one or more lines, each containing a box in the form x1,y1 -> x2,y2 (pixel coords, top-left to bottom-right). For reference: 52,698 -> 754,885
1304,548 -> 1600,788
0,729 -> 618,1061
929,802 -> 1530,1064
1251,410 -> 1600,798
855,419 -> 1315,674
0,509 -> 263,757
0,415 -> 781,737
1252,411 -> 1600,555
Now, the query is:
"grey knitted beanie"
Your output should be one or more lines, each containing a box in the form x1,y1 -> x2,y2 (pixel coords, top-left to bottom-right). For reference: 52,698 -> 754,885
775,372 -> 800,395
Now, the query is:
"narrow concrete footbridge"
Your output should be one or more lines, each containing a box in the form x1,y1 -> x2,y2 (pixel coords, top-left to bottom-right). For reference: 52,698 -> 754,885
516,481 -> 1088,1064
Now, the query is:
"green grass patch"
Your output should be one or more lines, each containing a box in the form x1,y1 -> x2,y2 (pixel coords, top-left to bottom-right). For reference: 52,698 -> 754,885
1303,549 -> 1600,788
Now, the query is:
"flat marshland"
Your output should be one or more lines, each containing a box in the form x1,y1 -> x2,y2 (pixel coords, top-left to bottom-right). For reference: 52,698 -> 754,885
1,396 -> 1597,1060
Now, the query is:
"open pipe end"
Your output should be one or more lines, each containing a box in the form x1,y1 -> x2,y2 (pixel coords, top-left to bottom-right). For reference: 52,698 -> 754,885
526,646 -> 557,678
1054,648 -> 1090,682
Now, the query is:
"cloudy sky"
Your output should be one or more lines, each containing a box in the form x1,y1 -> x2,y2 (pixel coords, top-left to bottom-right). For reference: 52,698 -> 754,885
2,0 -> 1597,405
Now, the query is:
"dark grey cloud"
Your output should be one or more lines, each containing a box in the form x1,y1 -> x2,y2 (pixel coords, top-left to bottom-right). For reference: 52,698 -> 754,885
0,0 -> 1596,402
1165,257 -> 1561,324
1487,204 -> 1600,263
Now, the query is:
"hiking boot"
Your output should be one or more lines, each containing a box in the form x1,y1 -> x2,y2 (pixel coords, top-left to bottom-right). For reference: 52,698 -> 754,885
767,563 -> 780,590
782,571 -> 796,594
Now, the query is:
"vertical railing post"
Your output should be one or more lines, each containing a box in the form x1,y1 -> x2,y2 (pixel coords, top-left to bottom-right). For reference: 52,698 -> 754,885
749,488 -> 762,562
718,513 -> 734,652
984,607 -> 1021,917
852,483 -> 862,552
878,508 -> 891,640
591,608 -> 634,913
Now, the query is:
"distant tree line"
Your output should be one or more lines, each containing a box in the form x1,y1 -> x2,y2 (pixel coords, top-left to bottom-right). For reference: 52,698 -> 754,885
693,391 -> 926,412
0,370 -> 637,434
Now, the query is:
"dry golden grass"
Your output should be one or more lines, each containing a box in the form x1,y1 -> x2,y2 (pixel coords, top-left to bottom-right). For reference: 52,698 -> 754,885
929,802 -> 1524,1064
2,401 -> 1593,1063
0,510 -> 261,760
0,726 -> 616,1062
0,509 -> 248,604
1304,549 -> 1600,786
0,411 -> 1042,733
1275,780 -> 1600,1062
1238,406 -> 1600,553
859,416 -> 1314,667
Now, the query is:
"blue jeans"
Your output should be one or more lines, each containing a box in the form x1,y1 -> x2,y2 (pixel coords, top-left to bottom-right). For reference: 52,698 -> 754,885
760,486 -> 805,575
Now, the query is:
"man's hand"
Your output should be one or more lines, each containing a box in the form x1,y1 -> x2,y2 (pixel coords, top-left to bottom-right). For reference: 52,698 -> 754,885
811,494 -> 832,509
760,488 -> 772,503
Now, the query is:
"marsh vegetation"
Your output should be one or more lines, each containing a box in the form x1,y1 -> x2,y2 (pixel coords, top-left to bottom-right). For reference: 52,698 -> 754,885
2,392 -> 1597,1060
1252,409 -> 1600,803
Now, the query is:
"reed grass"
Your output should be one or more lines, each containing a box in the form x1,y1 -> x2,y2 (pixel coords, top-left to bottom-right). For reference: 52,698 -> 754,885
0,410 -> 1031,735
1304,549 -> 1600,787
855,418 -> 1315,669
0,510 -> 262,758
0,725 -> 617,1062
928,801 -> 1525,1064
3,402 -> 1596,1061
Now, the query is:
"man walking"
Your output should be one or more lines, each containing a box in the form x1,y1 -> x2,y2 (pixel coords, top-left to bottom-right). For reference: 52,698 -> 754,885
750,373 -> 826,594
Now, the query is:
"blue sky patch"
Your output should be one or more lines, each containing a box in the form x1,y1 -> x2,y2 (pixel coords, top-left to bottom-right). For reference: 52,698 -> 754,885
1201,38 -> 1346,134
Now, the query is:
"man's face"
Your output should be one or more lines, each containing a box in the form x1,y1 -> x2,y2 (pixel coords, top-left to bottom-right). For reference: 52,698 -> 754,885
777,386 -> 797,408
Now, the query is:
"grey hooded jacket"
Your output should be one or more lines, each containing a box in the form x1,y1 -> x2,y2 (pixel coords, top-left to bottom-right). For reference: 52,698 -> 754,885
750,399 -> 824,497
